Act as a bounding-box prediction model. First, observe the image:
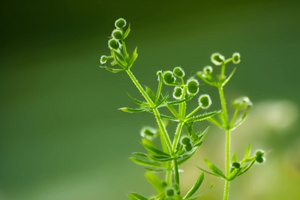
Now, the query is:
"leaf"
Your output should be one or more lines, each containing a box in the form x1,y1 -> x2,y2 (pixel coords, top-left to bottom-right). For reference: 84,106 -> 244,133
159,114 -> 178,121
244,144 -> 251,159
146,86 -> 156,102
227,168 -> 242,181
145,171 -> 165,193
238,160 -> 255,176
186,110 -> 221,123
100,66 -> 125,73
231,152 -> 237,163
112,50 -> 127,67
127,93 -> 147,106
204,158 -> 226,179
222,67 -> 236,86
119,107 -> 148,113
142,139 -> 171,158
177,146 -> 200,165
130,157 -> 161,168
197,167 -> 219,177
183,173 -> 204,199
124,24 -> 131,39
128,47 -> 138,69
128,193 -> 148,200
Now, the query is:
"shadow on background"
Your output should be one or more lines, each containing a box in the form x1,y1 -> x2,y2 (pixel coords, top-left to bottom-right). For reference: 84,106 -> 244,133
1,0 -> 300,199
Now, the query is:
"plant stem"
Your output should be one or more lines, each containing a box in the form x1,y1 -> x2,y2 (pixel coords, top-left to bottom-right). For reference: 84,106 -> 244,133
126,69 -> 173,153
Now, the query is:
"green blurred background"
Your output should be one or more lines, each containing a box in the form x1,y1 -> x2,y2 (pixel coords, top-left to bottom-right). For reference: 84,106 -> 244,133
1,0 -> 300,199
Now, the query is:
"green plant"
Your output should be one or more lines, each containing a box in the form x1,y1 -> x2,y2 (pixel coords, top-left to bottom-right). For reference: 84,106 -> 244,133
100,18 -> 265,200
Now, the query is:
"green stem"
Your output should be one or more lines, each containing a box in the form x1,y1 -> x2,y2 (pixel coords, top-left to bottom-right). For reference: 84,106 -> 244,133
223,129 -> 231,200
218,86 -> 229,127
126,69 -> 173,153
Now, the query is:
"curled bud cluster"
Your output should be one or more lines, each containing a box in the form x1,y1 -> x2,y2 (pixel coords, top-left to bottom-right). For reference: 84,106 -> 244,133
108,38 -> 120,50
115,18 -> 127,29
203,66 -> 213,75
112,29 -> 123,40
198,94 -> 212,109
173,66 -> 185,78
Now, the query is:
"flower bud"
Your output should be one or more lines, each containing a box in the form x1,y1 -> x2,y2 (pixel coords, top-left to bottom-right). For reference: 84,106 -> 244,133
203,66 -> 213,74
173,87 -> 183,99
198,94 -> 212,109
187,79 -> 199,95
184,144 -> 193,152
173,66 -> 185,78
232,162 -> 241,168
163,71 -> 176,84
115,18 -> 127,29
100,55 -> 108,64
165,186 -> 175,197
108,39 -> 120,50
255,150 -> 265,163
211,53 -> 225,66
232,52 -> 241,64
112,29 -> 123,40
140,127 -> 157,140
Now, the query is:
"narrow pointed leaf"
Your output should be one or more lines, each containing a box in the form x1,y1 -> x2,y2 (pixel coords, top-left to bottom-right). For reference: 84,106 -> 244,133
222,67 -> 236,86
238,160 -> 255,176
100,66 -> 125,73
130,157 -> 161,168
232,152 -> 237,163
128,47 -> 138,69
204,158 -> 226,179
186,110 -> 221,123
119,107 -> 148,113
183,173 -> 204,199
244,144 -> 251,159
145,171 -> 165,193
127,93 -> 147,106
197,167 -> 220,177
228,168 -> 242,181
146,86 -> 156,102
128,193 -> 148,200
142,139 -> 171,157
124,24 -> 131,39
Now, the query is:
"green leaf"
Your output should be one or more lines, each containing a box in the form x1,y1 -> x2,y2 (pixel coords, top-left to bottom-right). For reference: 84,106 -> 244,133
112,50 -> 127,67
222,67 -> 236,86
146,86 -> 156,102
128,193 -> 148,200
197,167 -> 220,177
186,110 -> 221,123
142,139 -> 171,157
159,114 -> 178,121
119,107 -> 148,113
231,153 -> 237,163
183,173 -> 204,199
100,66 -> 125,73
127,93 -> 147,106
204,158 -> 226,179
244,144 -> 251,159
128,47 -> 138,69
238,160 -> 255,176
227,168 -> 242,181
145,171 -> 165,193
130,157 -> 161,168
124,24 -> 131,39
177,146 -> 200,165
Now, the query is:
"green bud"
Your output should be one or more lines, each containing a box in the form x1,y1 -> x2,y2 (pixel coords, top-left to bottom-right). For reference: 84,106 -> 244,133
100,55 -> 108,64
232,96 -> 252,109
115,18 -> 127,29
140,127 -> 157,140
187,79 -> 199,95
198,94 -> 212,109
163,71 -> 176,84
165,187 -> 175,197
173,66 -> 185,78
232,162 -> 241,168
108,39 -> 120,50
173,87 -> 183,99
184,144 -> 193,152
211,53 -> 225,66
255,150 -> 265,163
203,66 -> 213,74
232,52 -> 241,64
112,29 -> 123,40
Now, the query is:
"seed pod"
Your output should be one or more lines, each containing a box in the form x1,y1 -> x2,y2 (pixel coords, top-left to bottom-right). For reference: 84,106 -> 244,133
140,127 -> 157,140
173,66 -> 185,78
255,155 -> 264,163
108,39 -> 120,50
255,150 -> 265,163
180,136 -> 191,146
198,94 -> 212,109
187,79 -> 199,95
232,162 -> 241,168
173,87 -> 183,99
165,187 -> 175,197
115,18 -> 127,29
232,52 -> 241,64
163,71 -> 176,84
112,29 -> 123,40
211,53 -> 225,66
203,66 -> 213,74
184,144 -> 193,152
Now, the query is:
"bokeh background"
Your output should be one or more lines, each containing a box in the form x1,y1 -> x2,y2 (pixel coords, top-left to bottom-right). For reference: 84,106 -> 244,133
1,0 -> 300,199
